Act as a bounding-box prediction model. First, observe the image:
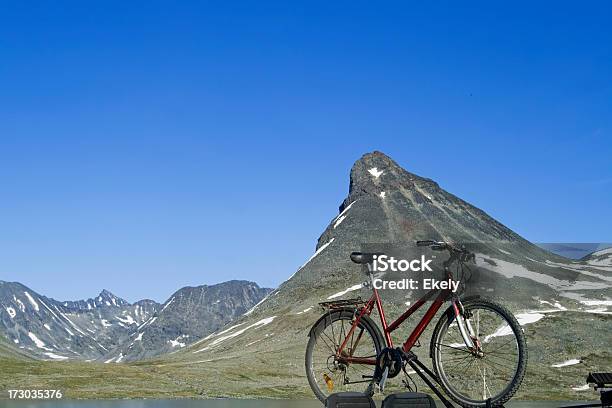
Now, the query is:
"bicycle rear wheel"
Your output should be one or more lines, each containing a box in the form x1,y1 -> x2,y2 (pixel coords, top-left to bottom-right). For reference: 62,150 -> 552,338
305,309 -> 384,402
431,299 -> 527,407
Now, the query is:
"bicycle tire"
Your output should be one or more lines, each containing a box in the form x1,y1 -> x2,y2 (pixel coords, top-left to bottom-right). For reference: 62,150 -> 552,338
305,308 -> 385,403
430,298 -> 527,407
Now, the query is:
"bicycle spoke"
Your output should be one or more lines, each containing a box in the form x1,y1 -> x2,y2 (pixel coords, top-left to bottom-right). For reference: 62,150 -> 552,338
483,337 -> 516,354
434,302 -> 525,404
309,314 -> 379,400
435,342 -> 474,355
485,353 -> 519,365
319,331 -> 337,354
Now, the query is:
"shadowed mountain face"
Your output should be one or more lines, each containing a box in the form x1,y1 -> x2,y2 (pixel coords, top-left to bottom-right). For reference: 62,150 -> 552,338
104,281 -> 272,362
166,151 -> 611,399
0,280 -> 270,362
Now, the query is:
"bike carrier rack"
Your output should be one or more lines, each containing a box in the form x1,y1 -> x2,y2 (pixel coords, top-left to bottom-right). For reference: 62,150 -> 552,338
560,372 -> 612,408
369,350 -> 506,408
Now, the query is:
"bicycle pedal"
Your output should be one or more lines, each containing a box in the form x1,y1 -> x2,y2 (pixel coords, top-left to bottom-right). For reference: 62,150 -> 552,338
379,367 -> 389,392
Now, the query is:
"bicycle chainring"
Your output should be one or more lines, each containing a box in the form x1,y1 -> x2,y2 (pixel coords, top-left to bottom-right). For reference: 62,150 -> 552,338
374,347 -> 403,379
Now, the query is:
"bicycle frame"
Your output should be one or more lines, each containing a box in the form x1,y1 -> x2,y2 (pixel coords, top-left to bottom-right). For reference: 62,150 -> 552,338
334,248 -> 478,369
335,285 -> 455,366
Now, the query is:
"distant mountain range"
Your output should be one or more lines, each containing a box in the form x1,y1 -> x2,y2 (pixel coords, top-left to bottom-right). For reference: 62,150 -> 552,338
536,243 -> 612,260
0,280 -> 270,362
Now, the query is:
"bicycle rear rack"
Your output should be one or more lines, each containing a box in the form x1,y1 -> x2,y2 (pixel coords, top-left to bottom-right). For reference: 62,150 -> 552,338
319,297 -> 366,311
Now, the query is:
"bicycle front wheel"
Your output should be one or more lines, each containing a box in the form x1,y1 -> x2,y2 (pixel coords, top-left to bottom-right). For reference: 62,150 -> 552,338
431,299 -> 527,407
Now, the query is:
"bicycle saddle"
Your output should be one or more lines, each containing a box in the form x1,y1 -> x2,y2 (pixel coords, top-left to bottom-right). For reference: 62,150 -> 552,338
350,252 -> 384,264
350,252 -> 369,264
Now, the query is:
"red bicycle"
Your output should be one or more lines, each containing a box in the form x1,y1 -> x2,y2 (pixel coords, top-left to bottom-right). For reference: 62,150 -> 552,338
305,240 -> 527,407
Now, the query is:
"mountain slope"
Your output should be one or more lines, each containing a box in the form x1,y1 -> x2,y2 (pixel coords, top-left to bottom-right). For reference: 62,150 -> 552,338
0,281 -> 160,360
162,151 -> 611,399
0,332 -> 33,360
103,281 -> 272,362
582,247 -> 612,267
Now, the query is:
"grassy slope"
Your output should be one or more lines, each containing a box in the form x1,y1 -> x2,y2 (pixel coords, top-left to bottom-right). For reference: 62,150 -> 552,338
0,358 -> 200,399
1,310 -> 608,400
0,336 -> 32,361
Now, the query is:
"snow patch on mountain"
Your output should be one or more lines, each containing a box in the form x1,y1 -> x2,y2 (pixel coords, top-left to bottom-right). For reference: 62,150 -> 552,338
169,335 -> 189,348
200,322 -> 246,344
579,299 -> 612,306
476,256 -> 609,291
14,297 -> 26,312
23,291 -> 39,311
116,315 -> 136,325
194,316 -> 276,353
483,312 -> 545,343
160,297 -> 175,314
552,359 -> 581,368
44,352 -> 69,360
368,167 -> 384,178
28,332 -> 52,351
327,284 -> 363,300
333,215 -> 347,229
296,307 -> 313,315
299,238 -> 335,271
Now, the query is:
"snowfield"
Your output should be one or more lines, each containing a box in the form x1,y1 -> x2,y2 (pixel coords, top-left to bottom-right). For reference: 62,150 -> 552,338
194,316 -> 276,353
552,359 -> 581,368
28,332 -> 52,351
44,352 -> 69,360
327,284 -> 363,300
368,167 -> 384,178
24,291 -> 40,311
483,312 -> 545,343
476,256 -> 609,291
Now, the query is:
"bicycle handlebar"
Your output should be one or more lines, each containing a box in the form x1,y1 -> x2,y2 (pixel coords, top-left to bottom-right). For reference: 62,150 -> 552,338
415,240 -> 474,258
416,240 -> 448,250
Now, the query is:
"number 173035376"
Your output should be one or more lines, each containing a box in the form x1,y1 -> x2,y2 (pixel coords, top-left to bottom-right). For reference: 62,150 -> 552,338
8,389 -> 63,399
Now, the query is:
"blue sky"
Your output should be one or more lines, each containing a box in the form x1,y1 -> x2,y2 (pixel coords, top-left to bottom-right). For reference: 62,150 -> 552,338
1,2 -> 610,303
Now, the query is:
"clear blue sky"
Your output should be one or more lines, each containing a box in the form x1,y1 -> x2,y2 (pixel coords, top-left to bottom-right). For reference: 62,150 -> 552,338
1,2 -> 610,303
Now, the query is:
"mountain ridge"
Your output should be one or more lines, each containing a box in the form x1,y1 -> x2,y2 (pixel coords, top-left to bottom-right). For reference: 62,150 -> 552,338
0,279 -> 271,362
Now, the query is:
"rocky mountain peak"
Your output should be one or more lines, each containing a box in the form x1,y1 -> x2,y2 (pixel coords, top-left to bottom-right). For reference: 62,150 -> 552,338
95,289 -> 128,307
341,151 -> 439,212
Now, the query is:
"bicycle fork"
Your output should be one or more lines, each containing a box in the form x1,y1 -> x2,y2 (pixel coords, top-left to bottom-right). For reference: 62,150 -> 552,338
452,299 -> 476,350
